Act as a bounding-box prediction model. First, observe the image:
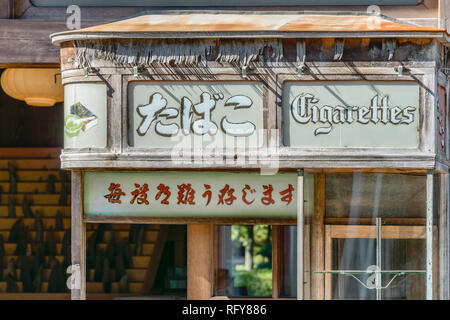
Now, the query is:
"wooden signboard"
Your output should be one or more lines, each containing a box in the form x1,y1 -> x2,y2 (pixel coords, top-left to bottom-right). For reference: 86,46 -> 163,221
84,171 -> 297,218
128,81 -> 264,148
283,81 -> 420,148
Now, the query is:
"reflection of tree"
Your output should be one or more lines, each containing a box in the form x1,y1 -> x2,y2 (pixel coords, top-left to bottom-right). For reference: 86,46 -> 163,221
232,225 -> 272,271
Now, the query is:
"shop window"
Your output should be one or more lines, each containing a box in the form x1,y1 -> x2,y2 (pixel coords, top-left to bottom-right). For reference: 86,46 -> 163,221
212,172 -> 443,300
214,225 -> 272,298
303,172 -> 440,300
330,238 -> 425,300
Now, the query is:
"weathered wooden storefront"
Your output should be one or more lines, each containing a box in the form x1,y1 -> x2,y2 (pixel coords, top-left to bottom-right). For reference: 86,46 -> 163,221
50,12 -> 450,300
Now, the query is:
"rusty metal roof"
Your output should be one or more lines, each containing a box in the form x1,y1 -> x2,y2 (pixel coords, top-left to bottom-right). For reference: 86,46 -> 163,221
51,12 -> 450,45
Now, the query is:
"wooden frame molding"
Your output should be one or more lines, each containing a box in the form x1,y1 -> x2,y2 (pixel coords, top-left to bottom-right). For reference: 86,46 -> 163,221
311,173 -> 325,300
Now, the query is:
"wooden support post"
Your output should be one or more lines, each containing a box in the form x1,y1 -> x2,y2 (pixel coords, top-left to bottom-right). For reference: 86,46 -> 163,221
187,224 -> 212,300
324,225 -> 332,300
272,225 -> 281,299
303,224 -> 311,300
71,170 -> 86,300
311,173 -> 325,300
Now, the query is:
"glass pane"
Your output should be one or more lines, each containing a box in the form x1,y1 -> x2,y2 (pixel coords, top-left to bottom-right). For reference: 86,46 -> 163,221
306,172 -> 430,300
215,225 -> 272,297
331,238 -> 425,300
326,173 -> 426,219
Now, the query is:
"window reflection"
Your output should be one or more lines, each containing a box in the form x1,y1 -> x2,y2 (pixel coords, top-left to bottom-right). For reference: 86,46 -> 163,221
307,172 -> 431,300
215,225 -> 272,297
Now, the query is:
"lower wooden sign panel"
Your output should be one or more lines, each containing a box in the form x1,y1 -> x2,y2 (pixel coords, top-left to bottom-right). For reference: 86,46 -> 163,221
84,171 -> 297,218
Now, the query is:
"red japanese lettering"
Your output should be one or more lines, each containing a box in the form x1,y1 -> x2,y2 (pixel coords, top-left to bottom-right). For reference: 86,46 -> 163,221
280,184 -> 295,205
218,184 -> 236,205
130,183 -> 150,205
155,184 -> 171,205
202,184 -> 212,206
177,184 -> 196,205
261,184 -> 275,205
104,183 -> 126,204
242,184 -> 256,205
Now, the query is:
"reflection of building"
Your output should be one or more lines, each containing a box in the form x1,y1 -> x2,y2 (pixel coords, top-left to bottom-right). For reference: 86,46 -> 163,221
0,0 -> 449,300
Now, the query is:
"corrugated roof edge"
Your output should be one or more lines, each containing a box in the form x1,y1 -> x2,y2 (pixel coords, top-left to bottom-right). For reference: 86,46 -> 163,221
50,11 -> 450,47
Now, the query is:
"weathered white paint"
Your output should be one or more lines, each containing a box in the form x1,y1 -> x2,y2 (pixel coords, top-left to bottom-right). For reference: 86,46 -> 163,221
64,82 -> 107,149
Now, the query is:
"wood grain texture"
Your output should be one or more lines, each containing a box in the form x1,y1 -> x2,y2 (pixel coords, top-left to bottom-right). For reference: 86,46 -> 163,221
0,20 -> 63,65
324,225 -> 332,300
71,170 -> 86,300
0,0 -> 13,19
85,216 -> 296,225
329,225 -> 426,239
187,224 -> 212,300
272,225 -> 281,299
311,173 -> 325,300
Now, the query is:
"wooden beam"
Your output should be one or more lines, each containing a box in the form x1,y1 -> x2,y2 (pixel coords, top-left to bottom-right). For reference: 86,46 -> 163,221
272,225 -> 281,299
71,170 -> 86,300
325,218 -> 426,225
187,224 -> 212,300
85,216 -> 296,225
0,20 -> 64,65
0,0 -> 13,18
330,225 -> 426,239
311,173 -> 325,300
324,225 -> 332,300
309,168 -> 428,174
303,224 -> 311,300
14,0 -> 32,18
